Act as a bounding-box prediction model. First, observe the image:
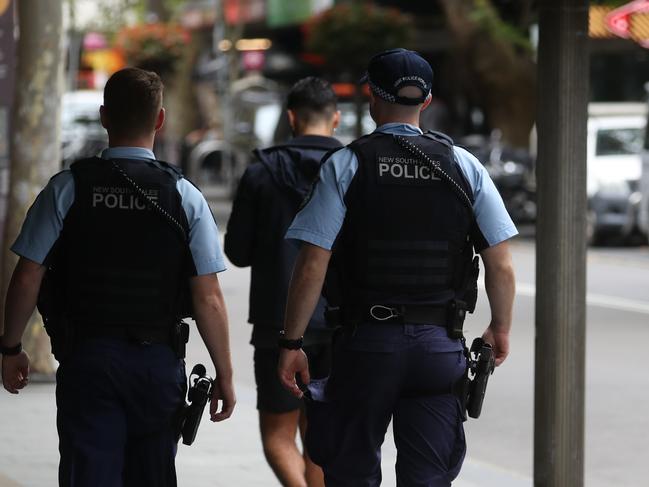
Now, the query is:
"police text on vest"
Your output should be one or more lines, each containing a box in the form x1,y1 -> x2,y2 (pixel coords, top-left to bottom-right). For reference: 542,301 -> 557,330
92,186 -> 159,210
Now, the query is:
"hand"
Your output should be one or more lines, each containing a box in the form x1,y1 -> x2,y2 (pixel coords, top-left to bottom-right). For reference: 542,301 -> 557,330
481,325 -> 510,367
210,376 -> 236,422
278,349 -> 309,398
2,351 -> 31,394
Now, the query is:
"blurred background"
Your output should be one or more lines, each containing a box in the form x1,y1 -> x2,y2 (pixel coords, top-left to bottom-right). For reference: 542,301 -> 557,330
3,0 -> 649,243
0,1 -> 649,486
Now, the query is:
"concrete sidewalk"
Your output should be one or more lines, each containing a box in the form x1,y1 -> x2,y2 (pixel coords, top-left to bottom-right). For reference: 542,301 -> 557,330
0,381 -> 531,487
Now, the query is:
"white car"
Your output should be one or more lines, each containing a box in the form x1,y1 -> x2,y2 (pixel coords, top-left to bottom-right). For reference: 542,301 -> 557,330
587,103 -> 646,244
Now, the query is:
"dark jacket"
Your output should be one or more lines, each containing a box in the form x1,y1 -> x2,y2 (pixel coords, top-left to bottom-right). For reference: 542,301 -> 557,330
225,135 -> 342,344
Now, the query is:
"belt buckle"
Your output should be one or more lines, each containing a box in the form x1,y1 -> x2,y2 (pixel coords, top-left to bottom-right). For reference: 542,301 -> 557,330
369,305 -> 401,321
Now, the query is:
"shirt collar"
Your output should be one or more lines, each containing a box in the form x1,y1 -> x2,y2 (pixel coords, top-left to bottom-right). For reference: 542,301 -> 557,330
374,122 -> 423,136
101,147 -> 156,161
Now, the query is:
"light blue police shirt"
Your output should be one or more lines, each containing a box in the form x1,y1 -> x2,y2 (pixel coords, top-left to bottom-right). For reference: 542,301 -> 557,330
286,123 -> 518,250
11,147 -> 226,275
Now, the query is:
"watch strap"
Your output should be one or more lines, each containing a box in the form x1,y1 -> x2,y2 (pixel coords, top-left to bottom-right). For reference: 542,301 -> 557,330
278,331 -> 303,350
0,338 -> 22,356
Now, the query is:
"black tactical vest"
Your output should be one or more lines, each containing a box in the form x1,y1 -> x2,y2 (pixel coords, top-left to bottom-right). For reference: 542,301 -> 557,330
332,132 -> 475,309
55,157 -> 192,329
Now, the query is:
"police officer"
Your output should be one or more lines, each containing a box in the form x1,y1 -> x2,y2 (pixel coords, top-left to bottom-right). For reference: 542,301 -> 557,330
278,49 -> 517,486
225,77 -> 341,487
0,68 -> 236,486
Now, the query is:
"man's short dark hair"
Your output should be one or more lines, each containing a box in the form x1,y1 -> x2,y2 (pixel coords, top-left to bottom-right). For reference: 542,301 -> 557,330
103,67 -> 163,137
286,77 -> 337,125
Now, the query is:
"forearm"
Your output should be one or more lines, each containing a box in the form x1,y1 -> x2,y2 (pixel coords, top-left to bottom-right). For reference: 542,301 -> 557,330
2,258 -> 46,346
283,243 -> 331,340
482,246 -> 515,333
191,277 -> 233,380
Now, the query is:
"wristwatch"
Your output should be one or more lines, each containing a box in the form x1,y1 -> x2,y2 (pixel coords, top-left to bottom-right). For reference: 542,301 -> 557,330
278,331 -> 303,350
0,337 -> 22,356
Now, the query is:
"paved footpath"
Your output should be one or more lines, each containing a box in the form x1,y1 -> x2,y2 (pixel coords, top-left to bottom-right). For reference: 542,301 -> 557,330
0,378 -> 530,487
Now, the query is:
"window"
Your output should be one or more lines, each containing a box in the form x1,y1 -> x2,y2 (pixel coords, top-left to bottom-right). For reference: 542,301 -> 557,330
595,128 -> 643,156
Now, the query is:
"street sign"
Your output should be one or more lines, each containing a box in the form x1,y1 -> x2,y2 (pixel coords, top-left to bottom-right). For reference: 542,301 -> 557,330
606,0 -> 649,48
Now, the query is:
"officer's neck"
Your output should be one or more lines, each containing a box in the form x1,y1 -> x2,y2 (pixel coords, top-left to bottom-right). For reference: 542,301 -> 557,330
373,114 -> 420,128
292,122 -> 335,138
107,133 -> 155,150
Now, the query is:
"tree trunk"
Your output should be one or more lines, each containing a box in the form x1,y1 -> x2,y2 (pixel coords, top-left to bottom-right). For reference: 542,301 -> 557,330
160,30 -> 203,164
439,0 -> 536,148
1,0 -> 64,375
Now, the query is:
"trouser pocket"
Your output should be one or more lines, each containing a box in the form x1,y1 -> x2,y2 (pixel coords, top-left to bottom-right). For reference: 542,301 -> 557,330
303,378 -> 337,467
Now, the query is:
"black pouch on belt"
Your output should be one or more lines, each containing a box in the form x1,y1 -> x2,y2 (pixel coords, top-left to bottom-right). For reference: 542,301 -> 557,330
172,321 -> 190,359
446,299 -> 467,339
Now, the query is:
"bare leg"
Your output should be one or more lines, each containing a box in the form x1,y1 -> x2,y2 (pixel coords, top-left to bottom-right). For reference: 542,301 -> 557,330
260,410 -> 307,487
299,408 -> 325,487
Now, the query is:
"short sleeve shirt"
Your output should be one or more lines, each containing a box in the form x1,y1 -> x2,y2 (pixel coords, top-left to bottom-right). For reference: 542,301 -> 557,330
286,123 -> 518,250
11,147 -> 226,275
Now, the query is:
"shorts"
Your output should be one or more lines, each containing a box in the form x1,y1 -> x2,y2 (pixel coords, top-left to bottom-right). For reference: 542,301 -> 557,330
254,343 -> 332,414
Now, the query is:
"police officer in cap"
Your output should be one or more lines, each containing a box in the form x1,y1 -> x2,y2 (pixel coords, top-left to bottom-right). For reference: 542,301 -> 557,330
0,67 -> 236,486
278,49 -> 517,486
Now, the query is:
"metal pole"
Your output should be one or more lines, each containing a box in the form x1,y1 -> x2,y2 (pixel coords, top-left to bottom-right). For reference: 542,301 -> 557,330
534,1 -> 588,486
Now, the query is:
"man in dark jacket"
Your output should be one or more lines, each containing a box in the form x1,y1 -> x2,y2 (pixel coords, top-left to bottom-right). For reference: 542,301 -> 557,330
225,77 -> 341,487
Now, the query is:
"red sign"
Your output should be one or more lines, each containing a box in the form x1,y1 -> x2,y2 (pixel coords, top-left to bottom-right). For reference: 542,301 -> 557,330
224,0 -> 265,25
606,0 -> 649,47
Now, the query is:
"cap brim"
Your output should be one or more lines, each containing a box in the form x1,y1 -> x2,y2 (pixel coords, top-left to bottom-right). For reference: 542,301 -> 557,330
359,72 -> 368,84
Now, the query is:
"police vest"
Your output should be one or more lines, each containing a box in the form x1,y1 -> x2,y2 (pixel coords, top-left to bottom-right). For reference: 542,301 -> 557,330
333,132 -> 475,309
56,157 -> 192,330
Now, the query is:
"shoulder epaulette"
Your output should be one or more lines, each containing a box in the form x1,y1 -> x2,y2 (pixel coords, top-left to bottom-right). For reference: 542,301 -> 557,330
152,159 -> 184,180
69,156 -> 101,172
422,130 -> 454,148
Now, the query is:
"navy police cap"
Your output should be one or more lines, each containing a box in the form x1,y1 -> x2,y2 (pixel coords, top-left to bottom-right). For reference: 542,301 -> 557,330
360,48 -> 433,106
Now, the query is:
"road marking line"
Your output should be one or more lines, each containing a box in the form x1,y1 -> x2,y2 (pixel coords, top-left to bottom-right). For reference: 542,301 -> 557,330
515,282 -> 649,315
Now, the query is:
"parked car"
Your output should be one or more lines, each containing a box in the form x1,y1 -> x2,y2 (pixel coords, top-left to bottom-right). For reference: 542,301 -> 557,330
639,101 -> 649,241
61,90 -> 107,168
587,103 -> 646,244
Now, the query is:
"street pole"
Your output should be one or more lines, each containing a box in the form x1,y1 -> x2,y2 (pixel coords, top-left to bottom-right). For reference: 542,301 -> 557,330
534,1 -> 588,486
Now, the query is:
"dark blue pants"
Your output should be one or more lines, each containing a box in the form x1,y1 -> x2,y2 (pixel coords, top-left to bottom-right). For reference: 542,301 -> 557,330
56,339 -> 186,487
305,324 -> 467,487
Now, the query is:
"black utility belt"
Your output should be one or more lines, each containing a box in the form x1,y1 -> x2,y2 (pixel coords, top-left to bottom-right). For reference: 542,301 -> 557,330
364,304 -> 447,326
75,324 -> 172,344
342,299 -> 468,339
70,321 -> 189,358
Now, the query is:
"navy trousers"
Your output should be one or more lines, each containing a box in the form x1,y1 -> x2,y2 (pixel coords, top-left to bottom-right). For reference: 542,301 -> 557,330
305,323 -> 467,487
56,338 -> 186,487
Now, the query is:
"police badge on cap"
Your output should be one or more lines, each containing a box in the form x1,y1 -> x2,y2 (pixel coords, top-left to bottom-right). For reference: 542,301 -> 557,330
360,48 -> 433,106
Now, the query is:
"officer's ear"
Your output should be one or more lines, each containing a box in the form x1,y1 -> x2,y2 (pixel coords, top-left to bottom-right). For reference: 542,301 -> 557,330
287,109 -> 297,133
332,110 -> 341,130
99,105 -> 109,130
420,94 -> 433,112
154,108 -> 165,132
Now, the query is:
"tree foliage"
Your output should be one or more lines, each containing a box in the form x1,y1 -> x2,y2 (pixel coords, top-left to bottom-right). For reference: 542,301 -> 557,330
440,0 -> 537,147
305,2 -> 413,76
